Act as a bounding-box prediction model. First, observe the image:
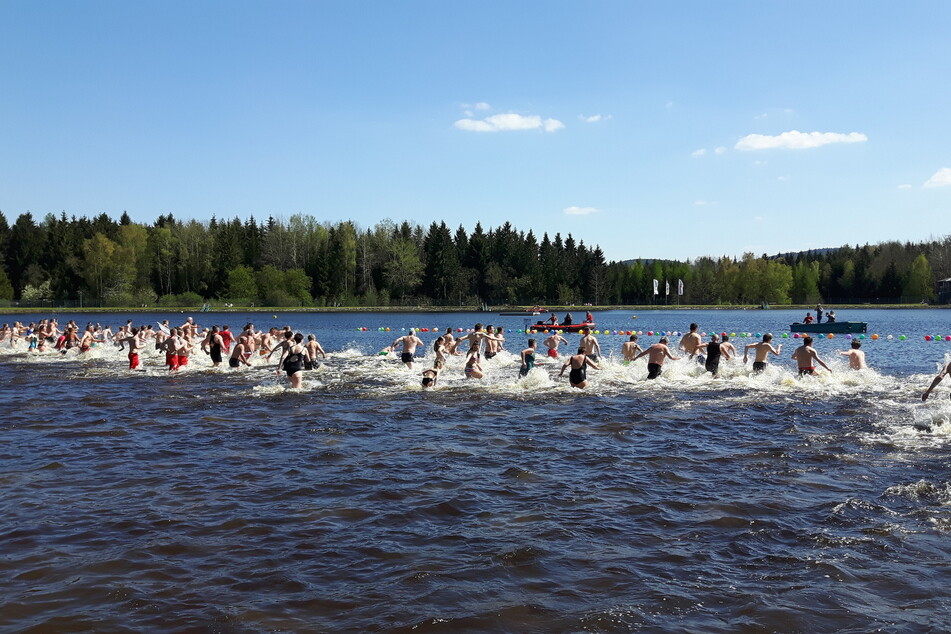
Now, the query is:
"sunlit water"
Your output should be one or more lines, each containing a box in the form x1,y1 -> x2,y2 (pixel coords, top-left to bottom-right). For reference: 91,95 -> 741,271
2,309 -> 951,630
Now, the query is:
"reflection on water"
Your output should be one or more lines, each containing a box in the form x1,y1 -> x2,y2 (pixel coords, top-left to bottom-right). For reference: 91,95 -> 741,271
1,310 -> 951,630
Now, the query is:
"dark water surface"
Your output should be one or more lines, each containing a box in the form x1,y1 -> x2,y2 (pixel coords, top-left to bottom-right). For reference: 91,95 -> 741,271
2,309 -> 951,631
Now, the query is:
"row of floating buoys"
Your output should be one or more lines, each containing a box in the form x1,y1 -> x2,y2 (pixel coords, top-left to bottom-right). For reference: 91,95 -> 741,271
355,327 -> 948,341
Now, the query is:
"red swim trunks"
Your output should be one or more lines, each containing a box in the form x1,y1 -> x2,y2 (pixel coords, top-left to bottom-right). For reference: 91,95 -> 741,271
129,352 -> 139,370
547,348 -> 558,358
177,355 -> 188,367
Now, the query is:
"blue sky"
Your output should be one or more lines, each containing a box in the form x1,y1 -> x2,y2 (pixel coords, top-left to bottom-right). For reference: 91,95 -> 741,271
2,1 -> 949,262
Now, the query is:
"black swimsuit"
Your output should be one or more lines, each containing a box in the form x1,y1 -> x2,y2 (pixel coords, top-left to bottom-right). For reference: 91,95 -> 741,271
283,346 -> 305,375
569,359 -> 586,384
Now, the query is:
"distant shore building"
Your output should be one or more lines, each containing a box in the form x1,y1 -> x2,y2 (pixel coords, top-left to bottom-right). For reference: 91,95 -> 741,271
938,277 -> 951,304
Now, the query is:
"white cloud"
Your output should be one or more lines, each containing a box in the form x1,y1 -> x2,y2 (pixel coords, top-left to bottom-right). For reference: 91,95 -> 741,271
898,184 -> 912,189
754,215 -> 764,222
735,130 -> 867,151
924,167 -> 951,188
714,146 -> 727,154
777,175 -> 789,181
665,101 -> 674,109
475,102 -> 490,110
564,206 -> 600,216
691,148 -> 707,157
694,200 -> 708,206
579,113 -> 612,123
454,113 -> 564,133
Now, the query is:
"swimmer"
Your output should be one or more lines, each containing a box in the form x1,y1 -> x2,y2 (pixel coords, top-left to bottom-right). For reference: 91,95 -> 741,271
484,325 -> 504,359
304,334 -> 326,370
559,346 -> 600,389
202,326 -> 225,367
743,334 -> 782,373
922,360 -> 951,401
696,333 -> 730,378
421,365 -> 440,388
277,332 -> 309,388
463,348 -> 484,379
220,325 -> 234,353
633,337 -> 681,379
791,336 -> 831,376
519,338 -> 537,378
432,334 -> 448,369
456,323 -> 504,355
580,327 -> 602,361
621,335 -> 643,362
391,330 -> 424,369
719,334 -> 737,360
543,332 -> 568,359
228,335 -> 252,369
119,327 -> 142,370
838,339 -> 867,370
679,323 -> 702,359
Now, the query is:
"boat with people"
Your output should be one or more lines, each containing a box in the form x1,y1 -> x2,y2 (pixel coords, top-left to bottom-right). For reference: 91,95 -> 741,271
527,321 -> 595,333
790,321 -> 868,334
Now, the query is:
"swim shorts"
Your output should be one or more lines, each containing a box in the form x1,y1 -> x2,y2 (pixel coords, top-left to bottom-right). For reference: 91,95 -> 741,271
229,357 -> 240,368
547,348 -> 558,358
752,361 -> 766,373
647,363 -> 662,379
401,352 -> 413,364
128,352 -> 139,370
798,366 -> 815,377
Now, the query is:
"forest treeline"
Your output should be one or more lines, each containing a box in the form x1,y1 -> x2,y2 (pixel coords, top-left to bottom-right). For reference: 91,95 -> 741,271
0,211 -> 948,307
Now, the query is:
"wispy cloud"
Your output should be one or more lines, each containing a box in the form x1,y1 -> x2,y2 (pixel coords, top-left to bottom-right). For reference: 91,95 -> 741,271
924,167 -> 951,188
898,183 -> 912,189
691,148 -> 707,157
714,146 -> 727,154
735,130 -> 867,151
564,206 -> 600,216
579,114 -> 612,123
455,113 -> 565,133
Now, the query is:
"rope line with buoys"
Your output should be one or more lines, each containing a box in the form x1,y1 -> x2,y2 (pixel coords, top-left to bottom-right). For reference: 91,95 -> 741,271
353,327 -> 949,341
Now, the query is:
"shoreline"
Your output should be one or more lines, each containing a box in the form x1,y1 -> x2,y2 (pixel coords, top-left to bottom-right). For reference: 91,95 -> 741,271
0,304 -> 946,314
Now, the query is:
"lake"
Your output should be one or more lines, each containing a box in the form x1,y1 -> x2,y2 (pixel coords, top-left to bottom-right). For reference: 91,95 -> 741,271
1,308 -> 950,630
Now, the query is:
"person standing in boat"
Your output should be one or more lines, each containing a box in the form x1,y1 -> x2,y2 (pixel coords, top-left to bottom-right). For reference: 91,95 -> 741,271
815,304 -> 824,324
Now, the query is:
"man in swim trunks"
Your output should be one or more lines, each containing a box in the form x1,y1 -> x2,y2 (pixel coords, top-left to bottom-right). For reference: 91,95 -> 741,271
791,336 -> 830,376
743,333 -> 782,373
633,337 -> 681,379
922,360 -> 951,401
621,334 -> 642,363
580,327 -> 602,361
679,323 -> 703,360
229,335 -> 253,369
119,327 -> 142,370
543,332 -> 568,359
696,333 -> 730,378
484,325 -> 504,359
391,330 -> 424,369
838,339 -> 867,370
455,323 -> 504,357
304,334 -> 326,370
559,346 -> 600,389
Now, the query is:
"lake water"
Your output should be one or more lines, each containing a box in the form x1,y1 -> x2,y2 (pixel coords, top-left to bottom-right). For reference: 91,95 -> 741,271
2,308 -> 951,631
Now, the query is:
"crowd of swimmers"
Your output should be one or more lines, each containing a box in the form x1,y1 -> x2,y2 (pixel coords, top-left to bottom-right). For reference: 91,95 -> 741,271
2,317 -> 948,399
0,318 -> 326,388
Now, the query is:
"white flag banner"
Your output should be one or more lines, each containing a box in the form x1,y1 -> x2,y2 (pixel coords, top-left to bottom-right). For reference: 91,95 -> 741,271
653,279 -> 659,296
665,280 -> 670,296
678,279 -> 684,296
